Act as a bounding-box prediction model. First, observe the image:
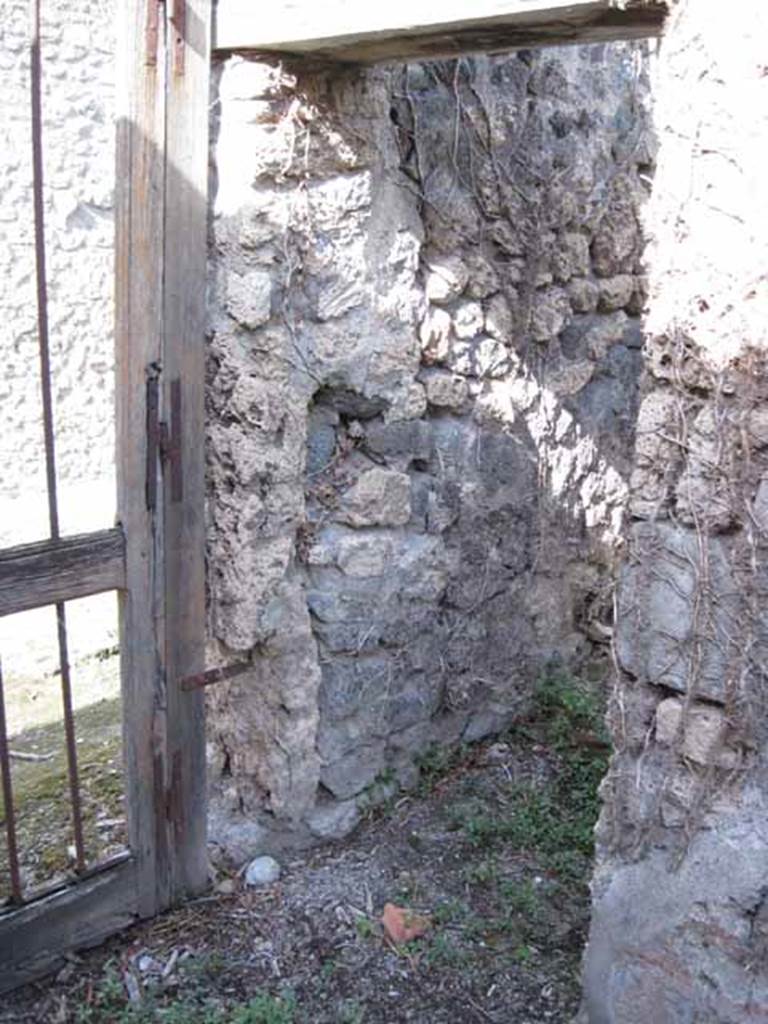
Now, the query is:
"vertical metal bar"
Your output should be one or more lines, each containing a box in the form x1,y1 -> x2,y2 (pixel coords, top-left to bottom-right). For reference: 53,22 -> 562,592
29,0 -> 86,875
0,658 -> 23,904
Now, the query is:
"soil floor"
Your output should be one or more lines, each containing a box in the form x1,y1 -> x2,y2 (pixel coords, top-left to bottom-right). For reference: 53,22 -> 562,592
1,685 -> 606,1024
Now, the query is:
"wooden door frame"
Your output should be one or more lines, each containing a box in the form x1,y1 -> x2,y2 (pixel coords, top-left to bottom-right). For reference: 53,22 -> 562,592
0,0 -> 211,992
115,0 -> 211,913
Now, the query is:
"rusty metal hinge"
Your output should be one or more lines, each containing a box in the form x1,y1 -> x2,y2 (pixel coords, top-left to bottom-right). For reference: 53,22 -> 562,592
146,370 -> 183,510
180,661 -> 252,692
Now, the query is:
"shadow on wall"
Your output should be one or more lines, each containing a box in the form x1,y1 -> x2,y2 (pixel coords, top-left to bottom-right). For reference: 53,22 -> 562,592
203,43 -> 654,858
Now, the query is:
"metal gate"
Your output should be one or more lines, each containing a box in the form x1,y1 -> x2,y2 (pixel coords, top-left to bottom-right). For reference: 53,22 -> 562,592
0,0 -> 211,991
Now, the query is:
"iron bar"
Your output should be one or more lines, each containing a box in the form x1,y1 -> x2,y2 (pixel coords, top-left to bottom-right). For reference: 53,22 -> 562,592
180,661 -> 252,692
0,658 -> 23,904
29,0 -> 86,876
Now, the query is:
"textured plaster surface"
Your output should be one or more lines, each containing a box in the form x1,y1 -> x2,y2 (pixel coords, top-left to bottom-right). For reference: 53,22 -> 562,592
0,1 -> 117,670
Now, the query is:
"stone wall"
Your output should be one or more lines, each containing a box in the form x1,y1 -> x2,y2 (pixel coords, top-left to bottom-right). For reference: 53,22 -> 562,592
582,2 -> 768,1021
206,43 -> 653,857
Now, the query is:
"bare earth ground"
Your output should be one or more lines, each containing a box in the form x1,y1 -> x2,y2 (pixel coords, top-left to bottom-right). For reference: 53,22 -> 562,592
1,655 -> 125,898
1,675 -> 605,1024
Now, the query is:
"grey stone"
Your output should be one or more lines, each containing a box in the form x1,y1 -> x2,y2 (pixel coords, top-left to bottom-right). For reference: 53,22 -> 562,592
244,855 -> 281,887
226,270 -> 272,328
305,799 -> 361,841
419,306 -> 453,364
484,292 -> 514,341
584,801 -> 768,1022
568,278 -> 600,313
597,275 -> 635,313
453,301 -> 484,339
615,522 -> 740,703
425,256 -> 468,303
320,744 -> 386,800
424,372 -> 469,410
337,468 -> 411,528
530,287 -> 570,342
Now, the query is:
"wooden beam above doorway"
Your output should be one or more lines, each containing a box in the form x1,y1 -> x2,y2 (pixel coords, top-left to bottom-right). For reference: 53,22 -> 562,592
213,0 -> 668,62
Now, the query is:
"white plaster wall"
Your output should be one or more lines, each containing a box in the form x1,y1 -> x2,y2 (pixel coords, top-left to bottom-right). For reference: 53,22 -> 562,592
0,2 -> 117,676
0,0 -> 116,550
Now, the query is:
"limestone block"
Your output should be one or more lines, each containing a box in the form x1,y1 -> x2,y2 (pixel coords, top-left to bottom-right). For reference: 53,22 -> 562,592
448,336 -> 510,379
675,407 -> 738,531
484,292 -> 514,341
424,372 -> 469,410
317,279 -> 366,321
597,275 -> 635,313
748,408 -> 768,449
387,382 -> 428,422
305,799 -> 361,841
615,522 -> 740,703
568,278 -> 600,313
336,534 -> 394,576
464,252 -> 500,299
547,359 -> 595,396
563,232 -> 592,278
419,306 -> 452,363
474,337 -> 512,379
655,697 -> 683,746
530,287 -> 570,342
681,704 -> 728,766
226,269 -> 273,328
753,477 -> 768,533
320,744 -> 386,800
424,255 -> 468,303
585,311 -> 628,360
337,468 -> 411,527
591,204 -> 638,277
453,301 -> 485,339
626,275 -> 649,317
629,389 -> 682,519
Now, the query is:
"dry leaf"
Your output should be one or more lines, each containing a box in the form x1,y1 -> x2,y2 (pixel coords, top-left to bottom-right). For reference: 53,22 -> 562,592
381,902 -> 431,944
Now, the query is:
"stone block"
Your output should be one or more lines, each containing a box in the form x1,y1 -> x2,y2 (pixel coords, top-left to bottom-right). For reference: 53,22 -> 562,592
563,232 -> 592,278
655,696 -> 683,746
568,278 -> 600,313
748,408 -> 768,450
424,255 -> 468,303
484,292 -> 514,341
615,522 -> 740,703
530,287 -> 570,342
424,372 -> 469,410
585,312 -> 628,360
598,275 -> 635,313
320,744 -> 386,800
337,468 -> 411,527
453,301 -> 485,339
305,799 -> 361,841
336,534 -> 394,576
226,269 -> 272,328
681,704 -> 728,766
419,306 -> 453,364
547,358 -> 595,396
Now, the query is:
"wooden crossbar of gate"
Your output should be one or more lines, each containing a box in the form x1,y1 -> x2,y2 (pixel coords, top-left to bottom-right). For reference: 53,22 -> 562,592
0,0 -> 211,992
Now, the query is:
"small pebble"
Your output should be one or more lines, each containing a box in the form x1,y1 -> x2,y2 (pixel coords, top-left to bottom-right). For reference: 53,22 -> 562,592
244,855 -> 281,888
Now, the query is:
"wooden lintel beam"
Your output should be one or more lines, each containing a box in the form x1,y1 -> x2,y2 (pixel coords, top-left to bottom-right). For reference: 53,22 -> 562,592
214,0 -> 668,62
0,527 -> 125,618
